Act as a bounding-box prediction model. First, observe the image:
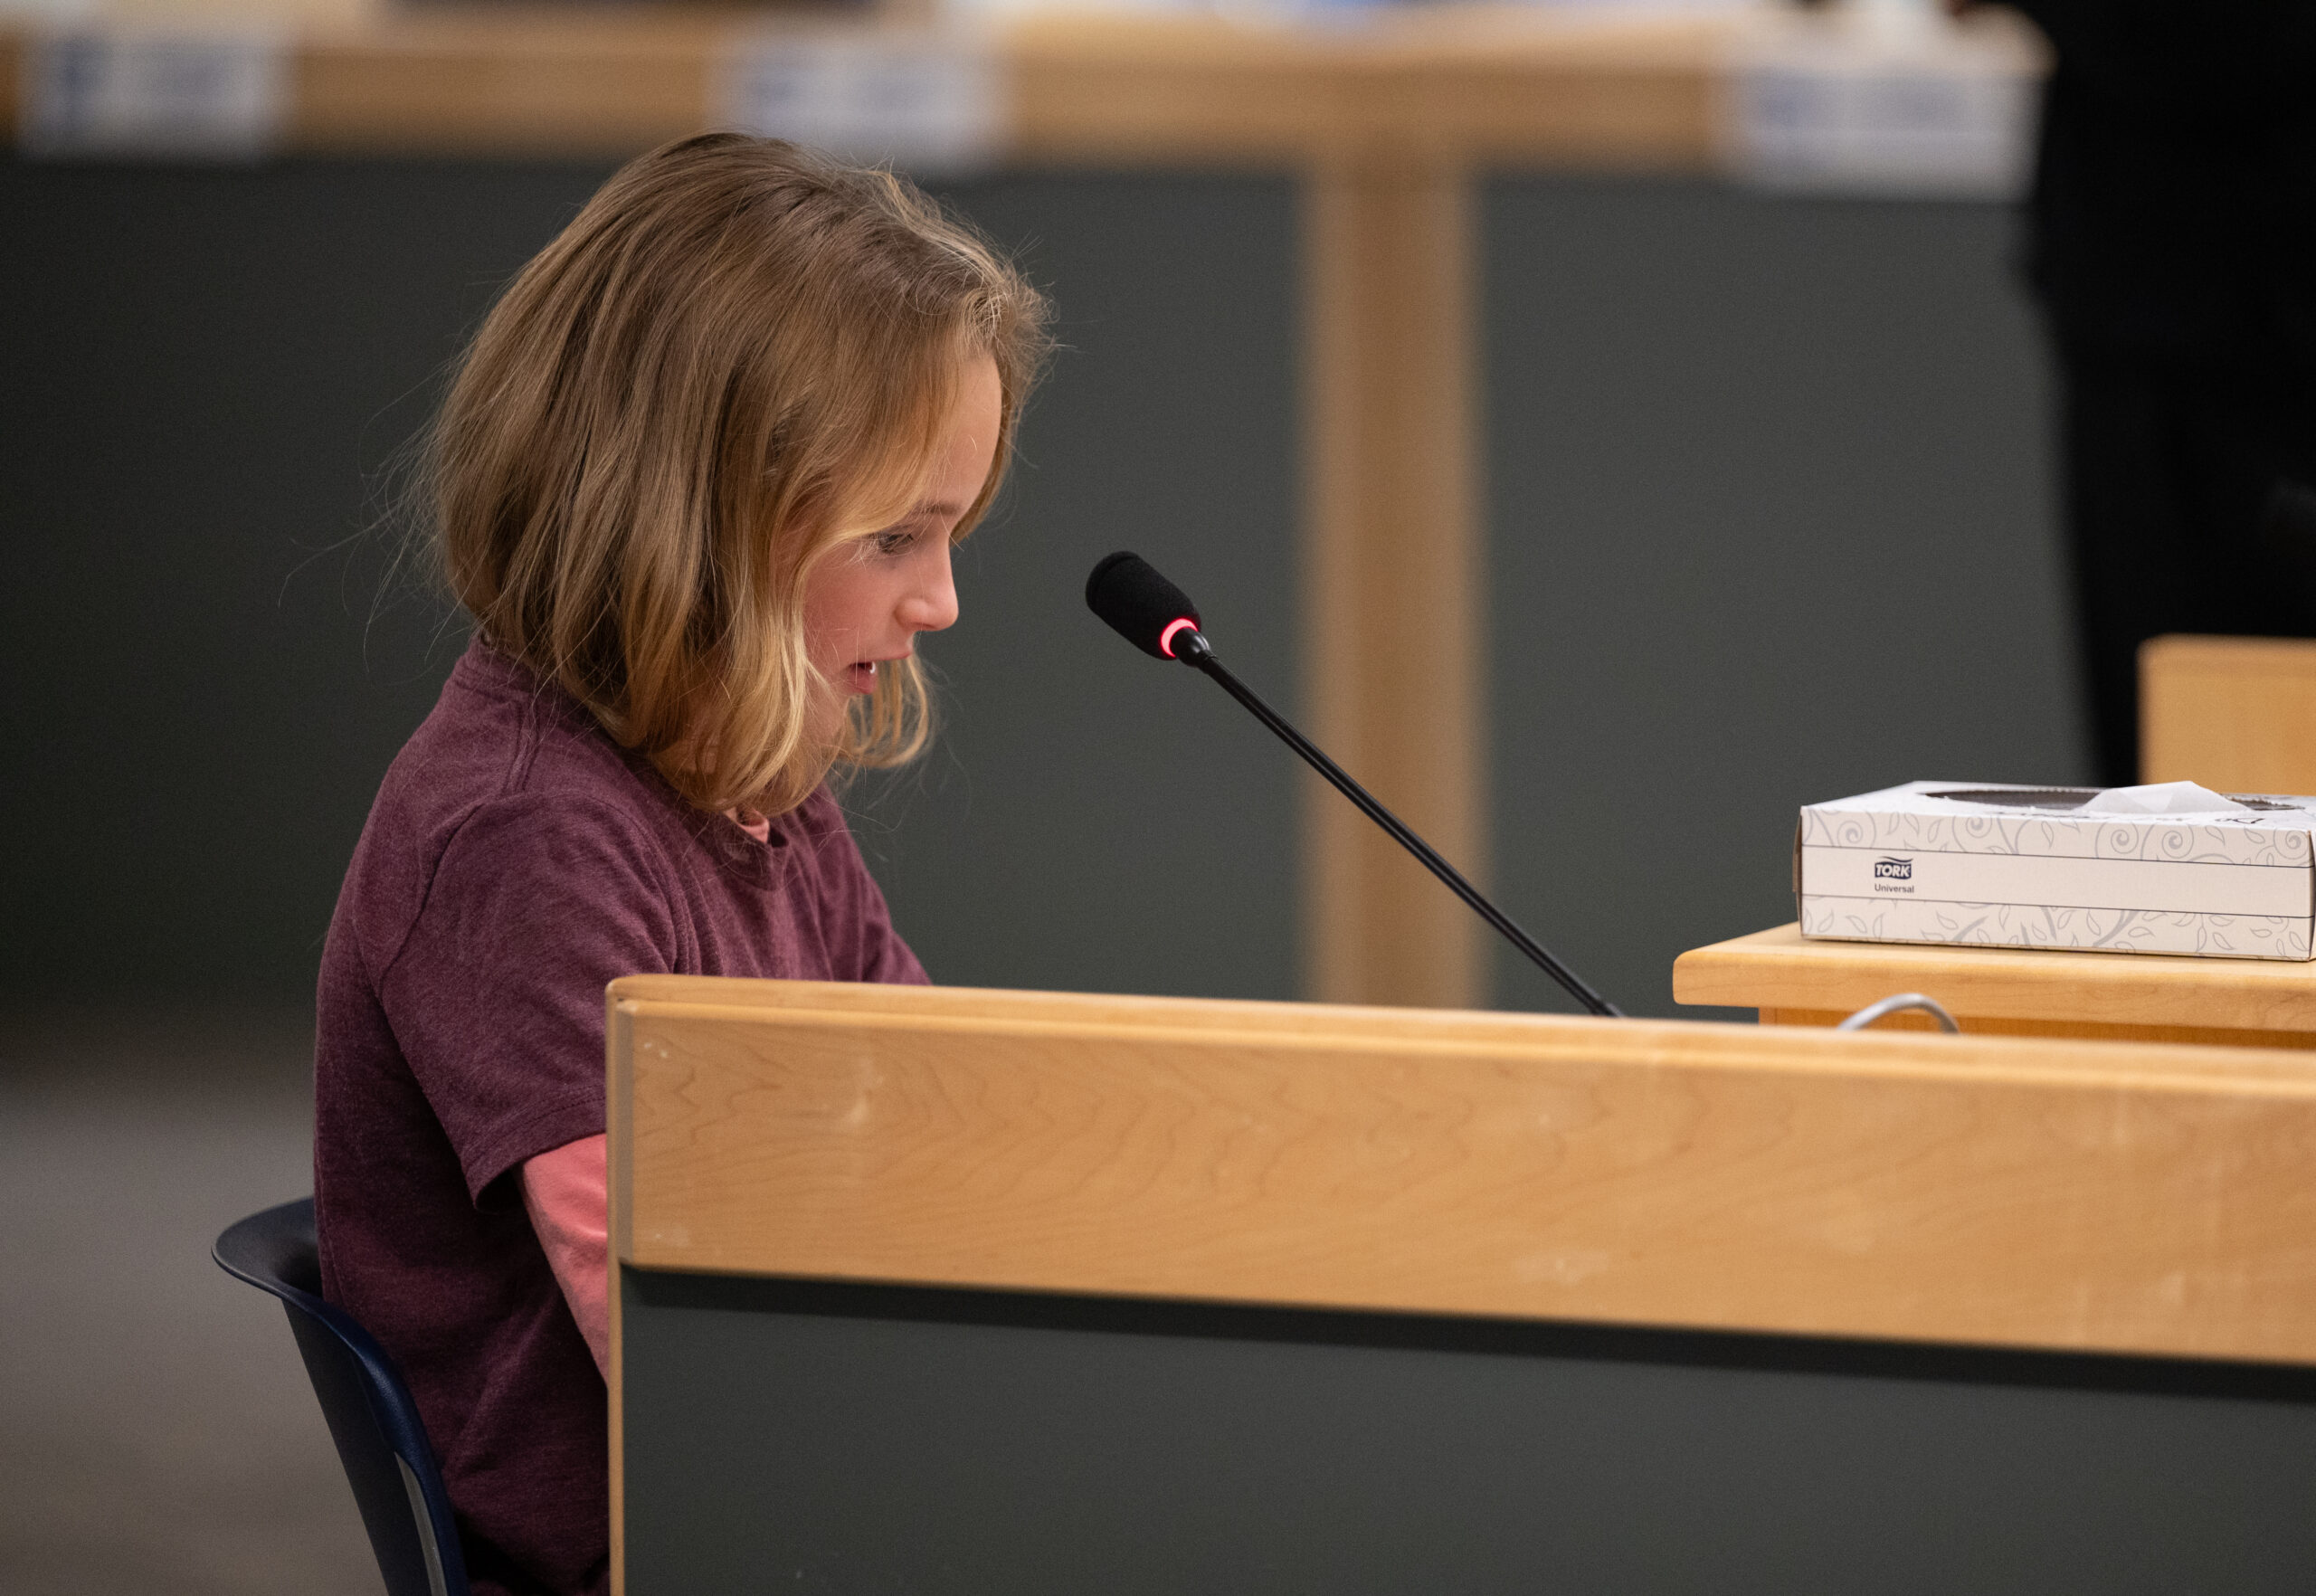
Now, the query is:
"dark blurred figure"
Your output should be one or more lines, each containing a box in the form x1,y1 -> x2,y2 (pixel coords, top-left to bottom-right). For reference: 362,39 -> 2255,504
2004,0 -> 2316,784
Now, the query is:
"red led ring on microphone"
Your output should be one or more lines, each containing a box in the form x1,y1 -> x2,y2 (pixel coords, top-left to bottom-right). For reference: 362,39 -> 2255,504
1157,618 -> 1199,659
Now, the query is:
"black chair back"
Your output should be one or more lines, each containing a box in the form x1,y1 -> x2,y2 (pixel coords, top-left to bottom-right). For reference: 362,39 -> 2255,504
214,1197 -> 469,1596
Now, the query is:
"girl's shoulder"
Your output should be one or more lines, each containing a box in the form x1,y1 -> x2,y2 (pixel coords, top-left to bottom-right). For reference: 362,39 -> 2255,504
333,642 -> 688,975
390,637 -> 675,832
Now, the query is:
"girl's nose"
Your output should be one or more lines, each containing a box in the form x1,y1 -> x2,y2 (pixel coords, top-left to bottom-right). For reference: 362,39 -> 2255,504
900,544 -> 960,634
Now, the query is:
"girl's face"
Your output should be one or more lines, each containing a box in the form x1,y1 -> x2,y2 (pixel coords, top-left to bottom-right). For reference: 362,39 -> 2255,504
802,353 -> 1002,740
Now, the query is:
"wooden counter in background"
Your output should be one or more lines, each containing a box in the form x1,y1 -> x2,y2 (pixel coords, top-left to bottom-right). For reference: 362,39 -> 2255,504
0,10 -> 1723,165
1675,922 -> 2316,1049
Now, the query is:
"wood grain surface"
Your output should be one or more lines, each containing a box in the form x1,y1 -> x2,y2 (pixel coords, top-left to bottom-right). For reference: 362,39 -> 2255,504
1676,922 -> 2316,1037
611,978 -> 2316,1365
2141,633 -> 2316,798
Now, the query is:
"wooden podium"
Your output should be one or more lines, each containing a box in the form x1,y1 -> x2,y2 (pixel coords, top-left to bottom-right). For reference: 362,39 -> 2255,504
606,976 -> 2316,1594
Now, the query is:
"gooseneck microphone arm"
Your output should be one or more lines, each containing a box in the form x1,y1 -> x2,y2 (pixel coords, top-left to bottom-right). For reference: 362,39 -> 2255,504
1175,632 -> 1622,1019
1085,551 -> 1621,1020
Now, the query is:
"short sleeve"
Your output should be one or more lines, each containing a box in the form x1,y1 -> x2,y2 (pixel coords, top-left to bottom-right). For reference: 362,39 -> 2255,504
379,793 -> 681,1205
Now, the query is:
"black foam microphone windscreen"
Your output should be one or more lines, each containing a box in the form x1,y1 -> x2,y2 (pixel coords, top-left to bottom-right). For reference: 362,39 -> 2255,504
1086,551 -> 1202,659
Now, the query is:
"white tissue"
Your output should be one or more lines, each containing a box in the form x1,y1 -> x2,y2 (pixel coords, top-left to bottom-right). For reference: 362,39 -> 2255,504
2078,781 -> 2251,815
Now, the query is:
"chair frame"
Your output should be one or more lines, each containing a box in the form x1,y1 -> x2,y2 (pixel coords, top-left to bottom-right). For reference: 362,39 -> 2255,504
214,1197 -> 469,1596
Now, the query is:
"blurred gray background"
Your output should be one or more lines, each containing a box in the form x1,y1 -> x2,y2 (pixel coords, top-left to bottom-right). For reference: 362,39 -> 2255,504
0,160 -> 2080,1592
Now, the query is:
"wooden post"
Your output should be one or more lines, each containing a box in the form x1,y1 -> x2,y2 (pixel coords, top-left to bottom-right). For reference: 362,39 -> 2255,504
2140,634 -> 2316,793
1301,153 -> 1484,1009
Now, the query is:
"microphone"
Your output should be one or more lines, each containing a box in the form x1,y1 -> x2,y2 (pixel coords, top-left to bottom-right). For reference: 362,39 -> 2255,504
1086,551 -> 1622,1019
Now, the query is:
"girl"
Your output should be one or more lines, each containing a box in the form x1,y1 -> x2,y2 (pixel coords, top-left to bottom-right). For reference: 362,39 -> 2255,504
312,134 -> 1049,1596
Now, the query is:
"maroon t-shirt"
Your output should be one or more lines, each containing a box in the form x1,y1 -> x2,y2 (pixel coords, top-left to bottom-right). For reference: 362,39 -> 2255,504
314,640 -> 926,1596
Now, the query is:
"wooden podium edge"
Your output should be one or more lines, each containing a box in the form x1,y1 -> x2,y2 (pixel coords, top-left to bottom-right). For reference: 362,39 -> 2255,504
611,983 -> 2316,1354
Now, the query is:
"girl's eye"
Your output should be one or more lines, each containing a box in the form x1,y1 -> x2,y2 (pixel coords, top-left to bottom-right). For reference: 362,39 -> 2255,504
874,527 -> 919,556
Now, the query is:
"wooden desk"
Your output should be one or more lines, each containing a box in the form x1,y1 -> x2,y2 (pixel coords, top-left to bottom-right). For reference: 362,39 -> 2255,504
609,974 -> 2316,1593
1675,921 -> 2316,1050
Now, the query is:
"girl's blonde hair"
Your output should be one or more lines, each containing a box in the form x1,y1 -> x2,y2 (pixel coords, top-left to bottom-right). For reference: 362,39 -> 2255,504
428,133 -> 1049,816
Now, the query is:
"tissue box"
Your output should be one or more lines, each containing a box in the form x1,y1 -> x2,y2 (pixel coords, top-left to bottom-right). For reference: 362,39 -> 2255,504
1796,782 -> 2316,960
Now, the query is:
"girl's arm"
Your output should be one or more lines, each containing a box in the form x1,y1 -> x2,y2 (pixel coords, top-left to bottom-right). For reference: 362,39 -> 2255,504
521,1134 -> 610,1375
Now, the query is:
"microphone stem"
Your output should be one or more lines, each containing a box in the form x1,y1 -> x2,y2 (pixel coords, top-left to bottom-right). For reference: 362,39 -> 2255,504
1179,636 -> 1623,1020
